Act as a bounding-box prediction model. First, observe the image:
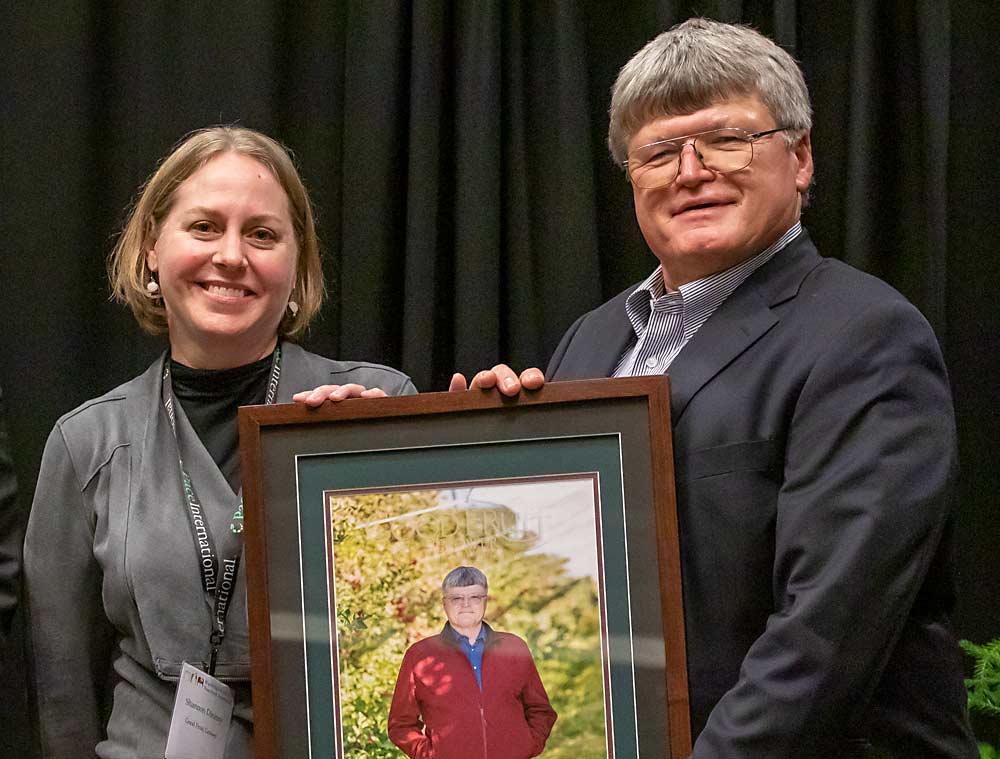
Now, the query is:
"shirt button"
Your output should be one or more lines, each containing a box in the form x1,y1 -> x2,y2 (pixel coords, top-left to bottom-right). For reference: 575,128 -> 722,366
645,356 -> 659,368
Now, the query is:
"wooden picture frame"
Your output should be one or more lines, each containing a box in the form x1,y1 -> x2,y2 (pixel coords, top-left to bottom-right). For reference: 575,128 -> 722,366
239,377 -> 690,759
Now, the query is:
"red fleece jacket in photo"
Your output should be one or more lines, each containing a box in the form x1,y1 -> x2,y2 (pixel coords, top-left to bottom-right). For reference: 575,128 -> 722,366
388,623 -> 558,759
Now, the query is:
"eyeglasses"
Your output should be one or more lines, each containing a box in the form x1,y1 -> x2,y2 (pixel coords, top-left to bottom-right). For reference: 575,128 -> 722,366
443,593 -> 488,606
624,127 -> 790,189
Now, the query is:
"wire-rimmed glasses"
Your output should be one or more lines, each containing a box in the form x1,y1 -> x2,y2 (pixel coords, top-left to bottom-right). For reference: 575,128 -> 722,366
625,127 -> 790,189
443,593 -> 488,606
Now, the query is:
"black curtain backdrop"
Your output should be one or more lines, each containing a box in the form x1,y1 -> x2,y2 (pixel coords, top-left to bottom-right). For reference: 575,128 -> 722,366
2,1 -> 997,753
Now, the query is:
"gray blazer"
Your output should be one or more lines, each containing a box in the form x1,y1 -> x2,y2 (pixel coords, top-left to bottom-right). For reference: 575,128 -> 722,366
24,342 -> 415,759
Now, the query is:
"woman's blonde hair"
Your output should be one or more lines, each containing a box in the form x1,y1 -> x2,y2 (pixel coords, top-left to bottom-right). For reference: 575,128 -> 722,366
108,125 -> 324,338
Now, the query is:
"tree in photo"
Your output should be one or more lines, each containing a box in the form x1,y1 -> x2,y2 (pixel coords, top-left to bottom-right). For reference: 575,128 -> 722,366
328,488 -> 608,759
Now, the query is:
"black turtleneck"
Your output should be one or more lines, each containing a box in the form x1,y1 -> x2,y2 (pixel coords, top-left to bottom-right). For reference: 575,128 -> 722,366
169,353 -> 273,493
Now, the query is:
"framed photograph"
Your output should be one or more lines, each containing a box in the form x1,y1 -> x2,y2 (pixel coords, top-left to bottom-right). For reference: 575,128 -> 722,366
239,377 -> 690,759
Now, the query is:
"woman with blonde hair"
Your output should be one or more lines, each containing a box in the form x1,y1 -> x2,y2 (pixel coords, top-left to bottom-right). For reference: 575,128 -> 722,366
24,126 -> 414,758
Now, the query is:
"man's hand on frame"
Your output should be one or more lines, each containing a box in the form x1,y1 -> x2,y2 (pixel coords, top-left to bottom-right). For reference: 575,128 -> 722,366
448,364 -> 545,396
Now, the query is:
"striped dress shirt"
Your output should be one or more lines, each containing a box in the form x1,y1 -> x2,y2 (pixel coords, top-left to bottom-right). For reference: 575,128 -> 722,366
613,222 -> 802,377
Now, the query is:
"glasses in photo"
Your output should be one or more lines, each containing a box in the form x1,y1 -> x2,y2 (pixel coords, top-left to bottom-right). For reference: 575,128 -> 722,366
443,594 -> 488,606
625,127 -> 791,189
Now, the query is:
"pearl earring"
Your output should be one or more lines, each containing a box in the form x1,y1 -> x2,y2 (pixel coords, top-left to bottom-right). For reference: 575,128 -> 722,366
287,301 -> 299,316
146,278 -> 160,295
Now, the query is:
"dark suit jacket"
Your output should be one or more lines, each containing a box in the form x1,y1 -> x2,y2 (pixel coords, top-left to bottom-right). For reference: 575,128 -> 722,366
547,232 -> 976,758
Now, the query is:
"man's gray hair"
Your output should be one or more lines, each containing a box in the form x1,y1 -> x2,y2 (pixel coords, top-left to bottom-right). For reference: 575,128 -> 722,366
442,566 -> 488,592
607,17 -> 812,166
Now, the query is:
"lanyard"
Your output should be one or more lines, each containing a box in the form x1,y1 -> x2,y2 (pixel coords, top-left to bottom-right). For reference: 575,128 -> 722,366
162,346 -> 282,676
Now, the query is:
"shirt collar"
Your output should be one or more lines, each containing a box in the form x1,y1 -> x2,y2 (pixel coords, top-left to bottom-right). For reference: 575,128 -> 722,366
624,222 -> 803,339
445,622 -> 487,645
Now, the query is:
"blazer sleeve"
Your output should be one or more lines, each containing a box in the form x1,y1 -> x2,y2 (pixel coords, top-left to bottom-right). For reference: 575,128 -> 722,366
327,361 -> 418,398
691,299 -> 969,758
394,376 -> 418,396
387,647 -> 434,759
24,424 -> 116,758
0,384 -> 19,641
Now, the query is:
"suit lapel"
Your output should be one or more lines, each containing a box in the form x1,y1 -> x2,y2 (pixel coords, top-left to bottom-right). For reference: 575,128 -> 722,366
586,304 -> 634,379
667,233 -> 824,424
275,341 -> 309,401
667,283 -> 777,424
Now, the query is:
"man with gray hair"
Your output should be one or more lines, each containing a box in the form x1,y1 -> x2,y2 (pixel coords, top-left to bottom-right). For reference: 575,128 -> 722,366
388,566 -> 557,759
454,18 -> 976,758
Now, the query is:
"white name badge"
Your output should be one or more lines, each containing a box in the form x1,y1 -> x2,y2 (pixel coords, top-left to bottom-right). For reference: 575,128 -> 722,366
165,661 -> 235,759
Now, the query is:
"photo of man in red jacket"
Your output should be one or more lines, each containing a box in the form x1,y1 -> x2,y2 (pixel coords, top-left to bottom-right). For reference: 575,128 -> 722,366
387,566 -> 558,759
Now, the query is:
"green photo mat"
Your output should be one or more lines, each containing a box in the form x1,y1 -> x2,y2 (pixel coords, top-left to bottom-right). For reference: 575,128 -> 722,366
295,434 -> 637,758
